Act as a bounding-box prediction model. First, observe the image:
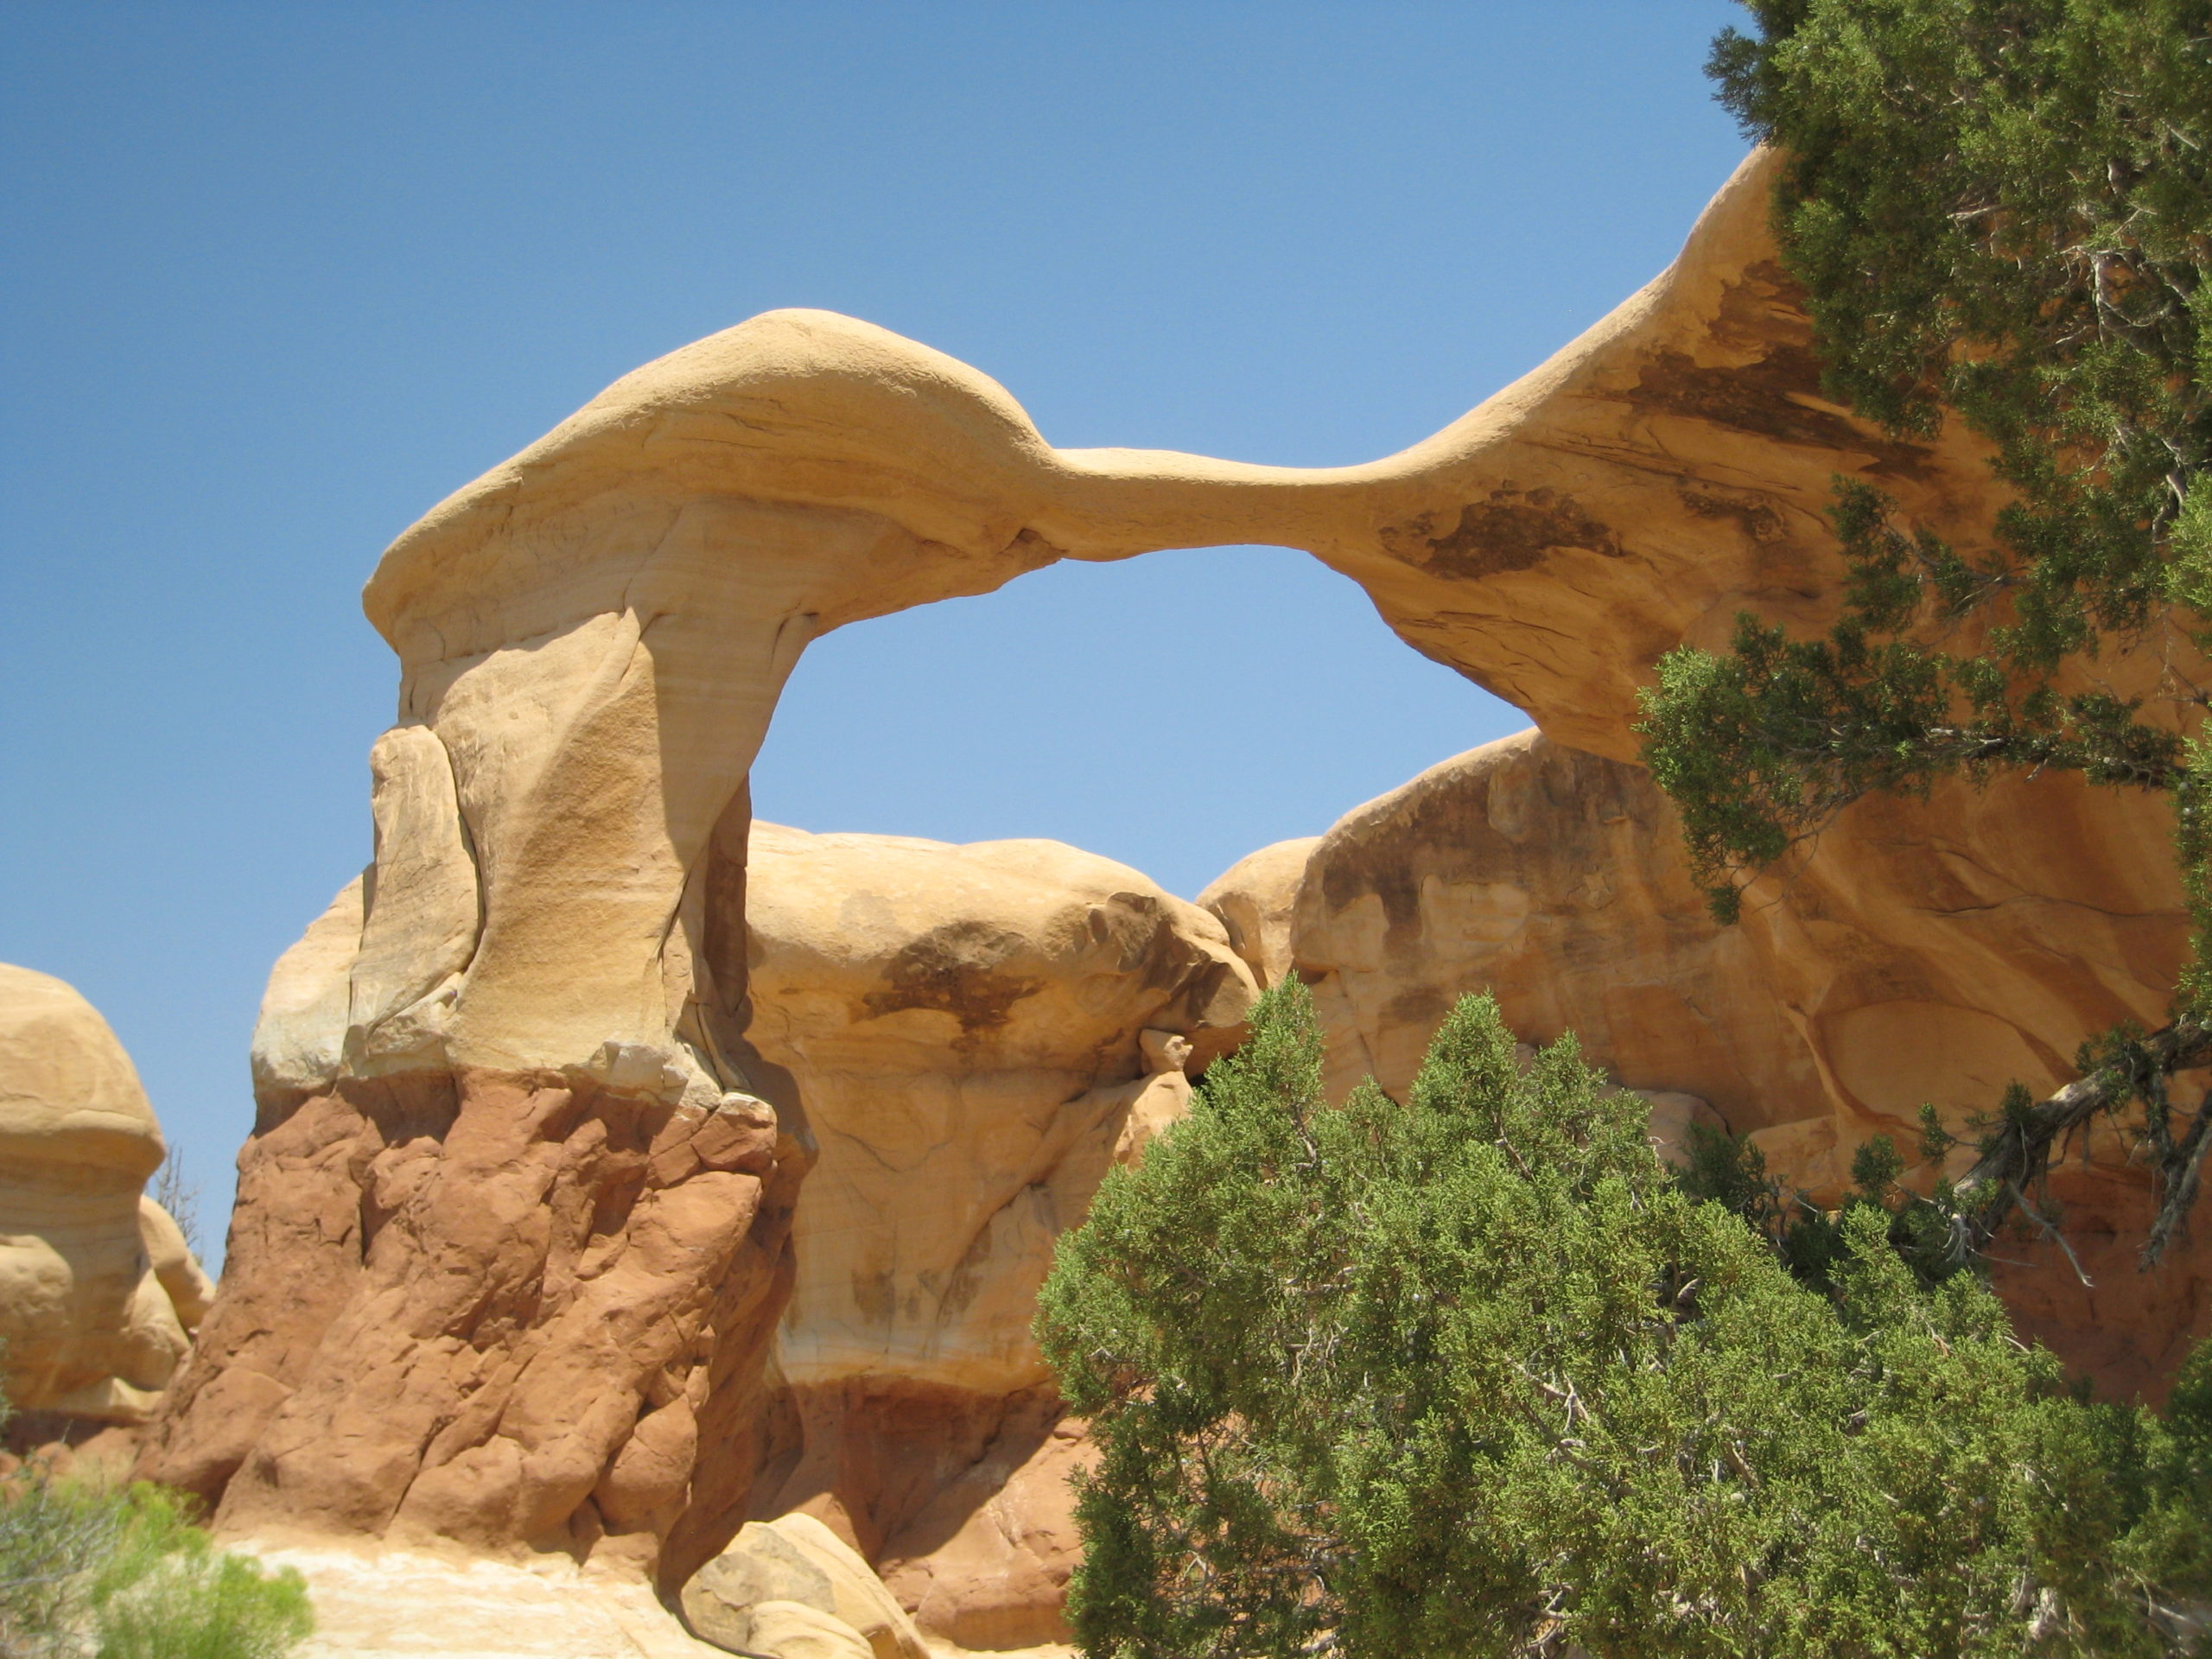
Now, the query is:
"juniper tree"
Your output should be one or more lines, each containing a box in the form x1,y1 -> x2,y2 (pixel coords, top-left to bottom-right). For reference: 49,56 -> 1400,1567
1035,982 -> 2212,1659
1638,0 -> 2212,1261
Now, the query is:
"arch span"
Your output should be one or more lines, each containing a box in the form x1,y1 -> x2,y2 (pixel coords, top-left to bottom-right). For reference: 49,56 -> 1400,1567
350,145 -> 1997,1088
139,143 -> 2194,1592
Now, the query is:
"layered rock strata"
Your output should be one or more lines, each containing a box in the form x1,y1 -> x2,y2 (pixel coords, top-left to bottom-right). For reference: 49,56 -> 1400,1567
147,136 -> 2206,1624
0,963 -> 213,1428
739,823 -> 1247,1649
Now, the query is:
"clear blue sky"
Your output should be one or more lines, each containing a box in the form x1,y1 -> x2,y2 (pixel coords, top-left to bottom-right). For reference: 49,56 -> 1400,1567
0,2 -> 1747,1255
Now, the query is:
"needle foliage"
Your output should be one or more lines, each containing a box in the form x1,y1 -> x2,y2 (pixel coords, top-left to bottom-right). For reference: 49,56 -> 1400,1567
1037,983 -> 2212,1658
1638,0 -> 2212,1258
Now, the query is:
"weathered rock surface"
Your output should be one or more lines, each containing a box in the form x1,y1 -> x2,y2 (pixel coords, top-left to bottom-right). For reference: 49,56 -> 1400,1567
680,1510 -> 928,1659
1254,728 -> 2206,1400
738,823 -> 1242,1647
1287,731 -> 1827,1121
1196,836 -> 1317,990
745,823 -> 1248,1399
740,1601 -> 876,1659
149,134 -> 2207,1648
0,963 -> 211,1424
869,1406 -> 1090,1656
138,1043 -> 800,1585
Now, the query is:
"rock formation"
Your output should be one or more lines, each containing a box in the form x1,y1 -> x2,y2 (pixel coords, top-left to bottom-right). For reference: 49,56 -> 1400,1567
682,1510 -> 931,1659
1224,728 -> 2206,1401
0,963 -> 213,1427
143,880 -> 802,1580
1195,836 -> 1317,991
739,823 -> 1246,1649
141,137 -> 2209,1655
745,823 -> 1249,1403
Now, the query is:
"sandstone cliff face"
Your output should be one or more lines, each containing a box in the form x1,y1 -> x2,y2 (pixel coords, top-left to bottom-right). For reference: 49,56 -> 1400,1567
138,893 -> 802,1582
744,823 -> 1249,1400
146,138 -> 2207,1643
0,963 -> 213,1426
736,822 -> 1249,1649
1234,730 -> 2206,1402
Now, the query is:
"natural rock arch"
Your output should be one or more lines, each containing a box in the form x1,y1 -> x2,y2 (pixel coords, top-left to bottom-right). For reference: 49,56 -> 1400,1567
138,146 -> 2197,1599
309,147 -> 2018,1103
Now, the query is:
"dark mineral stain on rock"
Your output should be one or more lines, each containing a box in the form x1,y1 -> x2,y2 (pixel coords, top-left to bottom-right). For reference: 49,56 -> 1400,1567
1627,263 -> 1934,482
861,922 -> 1043,1039
1680,488 -> 1788,545
1390,486 -> 1624,580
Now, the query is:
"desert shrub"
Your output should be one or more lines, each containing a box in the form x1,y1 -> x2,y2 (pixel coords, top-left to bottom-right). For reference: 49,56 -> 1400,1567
0,1395 -> 310,1659
1037,981 -> 2212,1658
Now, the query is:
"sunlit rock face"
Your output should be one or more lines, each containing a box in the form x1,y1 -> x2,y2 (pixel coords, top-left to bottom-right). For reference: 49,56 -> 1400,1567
1211,728 -> 2204,1403
739,821 -> 1249,1649
1197,836 -> 1317,992
0,963 -> 213,1427
744,822 -> 1249,1397
139,132 -> 2207,1659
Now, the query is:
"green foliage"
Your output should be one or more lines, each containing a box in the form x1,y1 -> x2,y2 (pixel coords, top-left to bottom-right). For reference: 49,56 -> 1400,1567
0,1394 -> 311,1659
1639,0 -> 2212,1256
1,1462 -> 124,1655
1709,1 -> 2212,671
1036,983 -> 2212,1658
1680,1119 -> 1981,1287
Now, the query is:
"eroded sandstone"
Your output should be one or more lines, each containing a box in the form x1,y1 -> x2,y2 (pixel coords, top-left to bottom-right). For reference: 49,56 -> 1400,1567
1246,729 -> 2205,1401
0,963 -> 211,1427
144,138 -> 2209,1644
738,823 -> 1247,1648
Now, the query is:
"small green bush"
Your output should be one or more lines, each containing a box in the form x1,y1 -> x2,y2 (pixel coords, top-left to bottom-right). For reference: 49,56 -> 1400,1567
0,1424 -> 311,1659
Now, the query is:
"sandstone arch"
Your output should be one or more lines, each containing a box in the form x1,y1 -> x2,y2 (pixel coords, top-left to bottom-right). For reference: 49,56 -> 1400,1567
140,143 -> 2203,1609
339,147 -> 2019,1096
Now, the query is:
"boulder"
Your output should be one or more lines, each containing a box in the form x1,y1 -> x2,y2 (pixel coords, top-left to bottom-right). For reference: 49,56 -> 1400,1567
741,1602 -> 877,1659
739,823 -> 1246,1647
1196,836 -> 1317,990
0,963 -> 209,1424
681,1511 -> 928,1659
745,822 -> 1250,1399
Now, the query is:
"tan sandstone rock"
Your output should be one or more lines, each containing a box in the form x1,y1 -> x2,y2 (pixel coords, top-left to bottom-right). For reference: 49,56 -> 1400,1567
741,1602 -> 878,1659
745,823 -> 1249,1399
1287,732 -> 1818,1120
0,963 -> 210,1423
738,823 -> 1246,1647
1196,836 -> 1317,990
149,137 -> 2205,1626
681,1510 -> 927,1659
